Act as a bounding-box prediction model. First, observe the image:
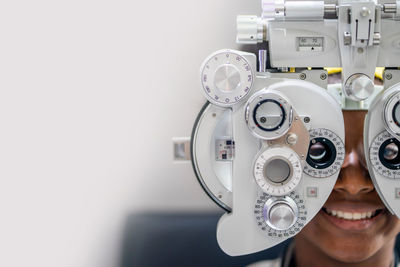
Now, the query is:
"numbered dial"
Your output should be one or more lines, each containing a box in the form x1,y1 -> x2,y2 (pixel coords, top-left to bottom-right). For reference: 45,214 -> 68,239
253,147 -> 302,196
245,90 -> 293,140
304,128 -> 345,178
254,192 -> 307,237
201,50 -> 253,107
370,130 -> 400,179
384,91 -> 400,137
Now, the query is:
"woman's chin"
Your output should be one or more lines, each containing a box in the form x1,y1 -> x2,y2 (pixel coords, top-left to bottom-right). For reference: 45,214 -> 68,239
322,243 -> 376,263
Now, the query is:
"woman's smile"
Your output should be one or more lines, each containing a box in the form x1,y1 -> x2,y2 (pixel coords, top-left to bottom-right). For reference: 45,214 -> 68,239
294,111 -> 400,266
320,203 -> 387,231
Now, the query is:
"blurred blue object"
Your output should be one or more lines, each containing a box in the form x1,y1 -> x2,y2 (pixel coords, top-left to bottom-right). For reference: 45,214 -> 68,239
120,212 -> 290,267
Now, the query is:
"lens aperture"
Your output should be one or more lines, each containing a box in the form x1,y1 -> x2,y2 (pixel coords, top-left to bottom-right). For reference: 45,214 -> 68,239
379,138 -> 400,169
383,142 -> 399,161
309,141 -> 327,161
306,138 -> 336,169
264,158 -> 291,184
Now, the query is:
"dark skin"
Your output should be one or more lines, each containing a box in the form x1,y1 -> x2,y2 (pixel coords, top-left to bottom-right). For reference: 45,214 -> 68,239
295,110 -> 400,267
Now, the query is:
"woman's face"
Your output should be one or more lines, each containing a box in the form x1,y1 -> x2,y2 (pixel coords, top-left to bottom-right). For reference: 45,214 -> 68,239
297,110 -> 400,263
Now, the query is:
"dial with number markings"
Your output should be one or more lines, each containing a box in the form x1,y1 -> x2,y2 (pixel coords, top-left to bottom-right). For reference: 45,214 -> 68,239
254,192 -> 307,238
201,50 -> 253,107
370,130 -> 400,179
304,128 -> 345,178
253,147 -> 303,196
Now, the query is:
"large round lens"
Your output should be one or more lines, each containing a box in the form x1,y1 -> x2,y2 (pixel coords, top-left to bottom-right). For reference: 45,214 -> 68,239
253,99 -> 285,131
264,158 -> 291,184
383,142 -> 399,161
379,138 -> 400,169
309,142 -> 327,161
306,138 -> 336,169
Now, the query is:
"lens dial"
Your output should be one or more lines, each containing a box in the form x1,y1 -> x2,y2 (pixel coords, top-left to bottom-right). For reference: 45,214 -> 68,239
254,192 -> 307,237
253,99 -> 286,131
200,50 -> 253,107
303,128 -> 345,178
245,90 -> 293,140
253,147 -> 302,196
370,130 -> 400,179
384,91 -> 400,137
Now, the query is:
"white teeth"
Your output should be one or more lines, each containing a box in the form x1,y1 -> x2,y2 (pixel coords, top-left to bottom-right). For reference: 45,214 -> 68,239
325,209 -> 379,220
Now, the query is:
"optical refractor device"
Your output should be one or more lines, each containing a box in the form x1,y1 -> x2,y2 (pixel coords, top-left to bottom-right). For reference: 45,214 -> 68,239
191,0 -> 400,256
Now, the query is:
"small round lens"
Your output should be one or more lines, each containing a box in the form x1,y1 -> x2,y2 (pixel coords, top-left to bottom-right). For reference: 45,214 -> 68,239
264,158 -> 291,184
309,142 -> 327,161
383,142 -> 399,161
306,138 -> 336,169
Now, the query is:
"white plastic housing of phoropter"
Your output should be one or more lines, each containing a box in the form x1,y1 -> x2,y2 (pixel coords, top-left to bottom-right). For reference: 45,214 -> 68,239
191,0 -> 400,257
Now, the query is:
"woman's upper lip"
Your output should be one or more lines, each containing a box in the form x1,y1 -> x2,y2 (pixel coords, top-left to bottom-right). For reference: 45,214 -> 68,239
323,202 -> 386,213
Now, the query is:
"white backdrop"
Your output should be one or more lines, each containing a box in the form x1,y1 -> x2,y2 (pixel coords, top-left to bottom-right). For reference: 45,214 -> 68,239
0,1 -> 259,267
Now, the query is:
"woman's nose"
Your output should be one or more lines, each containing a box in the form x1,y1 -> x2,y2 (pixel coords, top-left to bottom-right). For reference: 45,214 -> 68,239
333,149 -> 375,195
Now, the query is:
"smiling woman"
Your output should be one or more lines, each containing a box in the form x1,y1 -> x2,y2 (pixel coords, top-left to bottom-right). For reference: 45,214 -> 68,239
249,110 -> 400,267
294,110 -> 400,267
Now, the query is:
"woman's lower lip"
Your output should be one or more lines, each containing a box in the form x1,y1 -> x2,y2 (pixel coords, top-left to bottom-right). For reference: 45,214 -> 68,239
320,209 -> 386,231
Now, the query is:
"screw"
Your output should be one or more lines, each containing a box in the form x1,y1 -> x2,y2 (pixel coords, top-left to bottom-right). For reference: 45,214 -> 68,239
386,73 -> 393,80
304,117 -> 311,123
212,113 -> 217,117
300,73 -> 306,80
358,47 -> 364,53
360,6 -> 370,17
320,73 -> 327,80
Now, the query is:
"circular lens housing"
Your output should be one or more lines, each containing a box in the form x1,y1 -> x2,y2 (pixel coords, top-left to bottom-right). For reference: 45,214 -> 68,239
245,89 -> 293,140
369,130 -> 400,179
253,99 -> 286,132
379,138 -> 400,170
303,128 -> 345,178
384,91 -> 400,137
306,138 -> 336,169
253,147 -> 302,196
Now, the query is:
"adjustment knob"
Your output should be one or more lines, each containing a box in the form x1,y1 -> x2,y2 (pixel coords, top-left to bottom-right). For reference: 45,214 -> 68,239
236,15 -> 265,44
344,74 -> 374,101
264,197 -> 298,231
200,50 -> 254,107
269,203 -> 295,230
214,65 -> 241,92
262,0 -> 285,19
